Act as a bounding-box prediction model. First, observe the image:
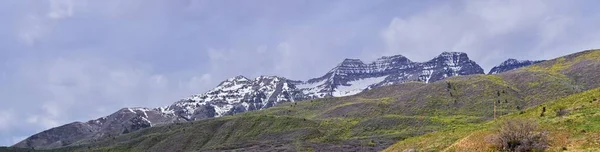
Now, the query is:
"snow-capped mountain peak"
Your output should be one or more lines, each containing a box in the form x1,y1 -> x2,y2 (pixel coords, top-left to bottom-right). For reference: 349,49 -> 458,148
163,52 -> 484,119
17,52 -> 489,149
432,52 -> 468,65
225,75 -> 250,82
488,59 -> 545,74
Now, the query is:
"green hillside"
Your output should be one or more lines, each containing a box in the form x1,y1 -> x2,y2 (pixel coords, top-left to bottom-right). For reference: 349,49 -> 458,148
38,49 -> 600,152
384,87 -> 600,152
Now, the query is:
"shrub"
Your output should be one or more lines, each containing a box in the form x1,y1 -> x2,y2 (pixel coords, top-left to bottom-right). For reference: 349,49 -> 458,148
556,107 -> 569,117
367,140 -> 376,147
487,119 -> 548,152
540,107 -> 546,117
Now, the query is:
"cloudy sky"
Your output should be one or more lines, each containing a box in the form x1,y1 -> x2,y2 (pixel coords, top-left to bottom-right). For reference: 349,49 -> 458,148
1,0 -> 600,146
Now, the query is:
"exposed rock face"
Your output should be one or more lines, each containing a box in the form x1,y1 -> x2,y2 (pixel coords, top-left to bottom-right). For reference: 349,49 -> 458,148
13,108 -> 182,149
164,75 -> 302,121
488,59 -> 545,74
14,52 -> 485,149
297,52 -> 484,97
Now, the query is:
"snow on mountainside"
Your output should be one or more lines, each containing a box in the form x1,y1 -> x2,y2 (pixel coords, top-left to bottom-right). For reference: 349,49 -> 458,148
14,52 -> 487,149
162,75 -> 300,120
157,52 -> 484,121
488,59 -> 545,74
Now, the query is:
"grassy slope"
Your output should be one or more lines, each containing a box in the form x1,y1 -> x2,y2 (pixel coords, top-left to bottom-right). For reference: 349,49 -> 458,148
384,87 -> 600,152
384,49 -> 600,152
0,147 -> 35,152
42,50 -> 600,152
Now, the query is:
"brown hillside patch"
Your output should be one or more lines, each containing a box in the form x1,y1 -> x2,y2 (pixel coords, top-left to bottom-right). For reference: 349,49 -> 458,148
443,130 -> 494,152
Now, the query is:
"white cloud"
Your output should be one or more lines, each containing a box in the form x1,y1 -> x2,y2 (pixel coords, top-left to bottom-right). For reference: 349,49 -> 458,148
0,110 -> 15,132
26,115 -> 60,131
11,136 -> 27,145
12,56 -> 211,132
3,0 -> 600,147
186,74 -> 212,92
48,0 -> 76,19
465,0 -> 550,35
382,4 -> 466,62
17,15 -> 48,45
274,42 -> 294,77
16,0 -> 82,45
379,0 -> 594,71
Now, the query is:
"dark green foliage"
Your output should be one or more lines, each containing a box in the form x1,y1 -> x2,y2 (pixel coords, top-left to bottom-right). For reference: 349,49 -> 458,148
540,107 -> 546,117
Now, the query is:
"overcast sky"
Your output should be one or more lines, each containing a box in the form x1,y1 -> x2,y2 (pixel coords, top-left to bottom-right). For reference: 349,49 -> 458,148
1,0 -> 600,146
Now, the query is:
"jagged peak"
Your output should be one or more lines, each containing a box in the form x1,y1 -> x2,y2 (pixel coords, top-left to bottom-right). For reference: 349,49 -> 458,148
326,58 -> 366,74
211,75 -> 252,91
128,107 -> 152,111
438,51 -> 467,58
336,54 -> 414,68
426,52 -> 471,65
254,75 -> 287,81
339,58 -> 364,65
377,54 -> 407,59
498,58 -> 535,66
221,75 -> 289,83
374,54 -> 412,63
116,107 -> 151,113
225,75 -> 250,82
488,58 -> 546,74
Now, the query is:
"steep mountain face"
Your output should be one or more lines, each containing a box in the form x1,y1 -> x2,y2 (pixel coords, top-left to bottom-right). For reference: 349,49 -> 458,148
163,75 -> 302,120
13,108 -> 182,149
488,59 -> 544,74
14,52 -> 485,149
297,52 -> 484,97
149,52 -> 484,121
39,49 -> 600,152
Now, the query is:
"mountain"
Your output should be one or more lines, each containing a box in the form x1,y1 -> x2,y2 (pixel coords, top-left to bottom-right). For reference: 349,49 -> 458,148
28,49 -> 600,152
12,108 -> 183,149
300,52 -> 484,97
488,59 -> 545,74
14,52 -> 486,149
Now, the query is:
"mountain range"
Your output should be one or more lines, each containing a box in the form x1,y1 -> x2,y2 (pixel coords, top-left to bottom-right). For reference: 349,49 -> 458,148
13,51 -> 547,150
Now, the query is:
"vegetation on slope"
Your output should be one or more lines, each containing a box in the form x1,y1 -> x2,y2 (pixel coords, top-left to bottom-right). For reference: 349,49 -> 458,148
30,49 -> 600,152
0,147 -> 34,152
384,87 -> 600,152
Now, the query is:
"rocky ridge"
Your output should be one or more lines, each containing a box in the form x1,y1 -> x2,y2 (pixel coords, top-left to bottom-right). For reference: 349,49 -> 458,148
15,52 -> 488,149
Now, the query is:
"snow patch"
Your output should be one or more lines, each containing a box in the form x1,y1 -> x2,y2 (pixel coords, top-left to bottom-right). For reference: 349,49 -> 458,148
221,83 -> 245,91
332,76 -> 388,97
214,105 -> 233,117
296,78 -> 327,89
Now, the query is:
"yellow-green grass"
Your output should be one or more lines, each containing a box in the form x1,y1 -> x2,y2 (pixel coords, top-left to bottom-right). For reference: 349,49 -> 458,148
384,87 -> 600,152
